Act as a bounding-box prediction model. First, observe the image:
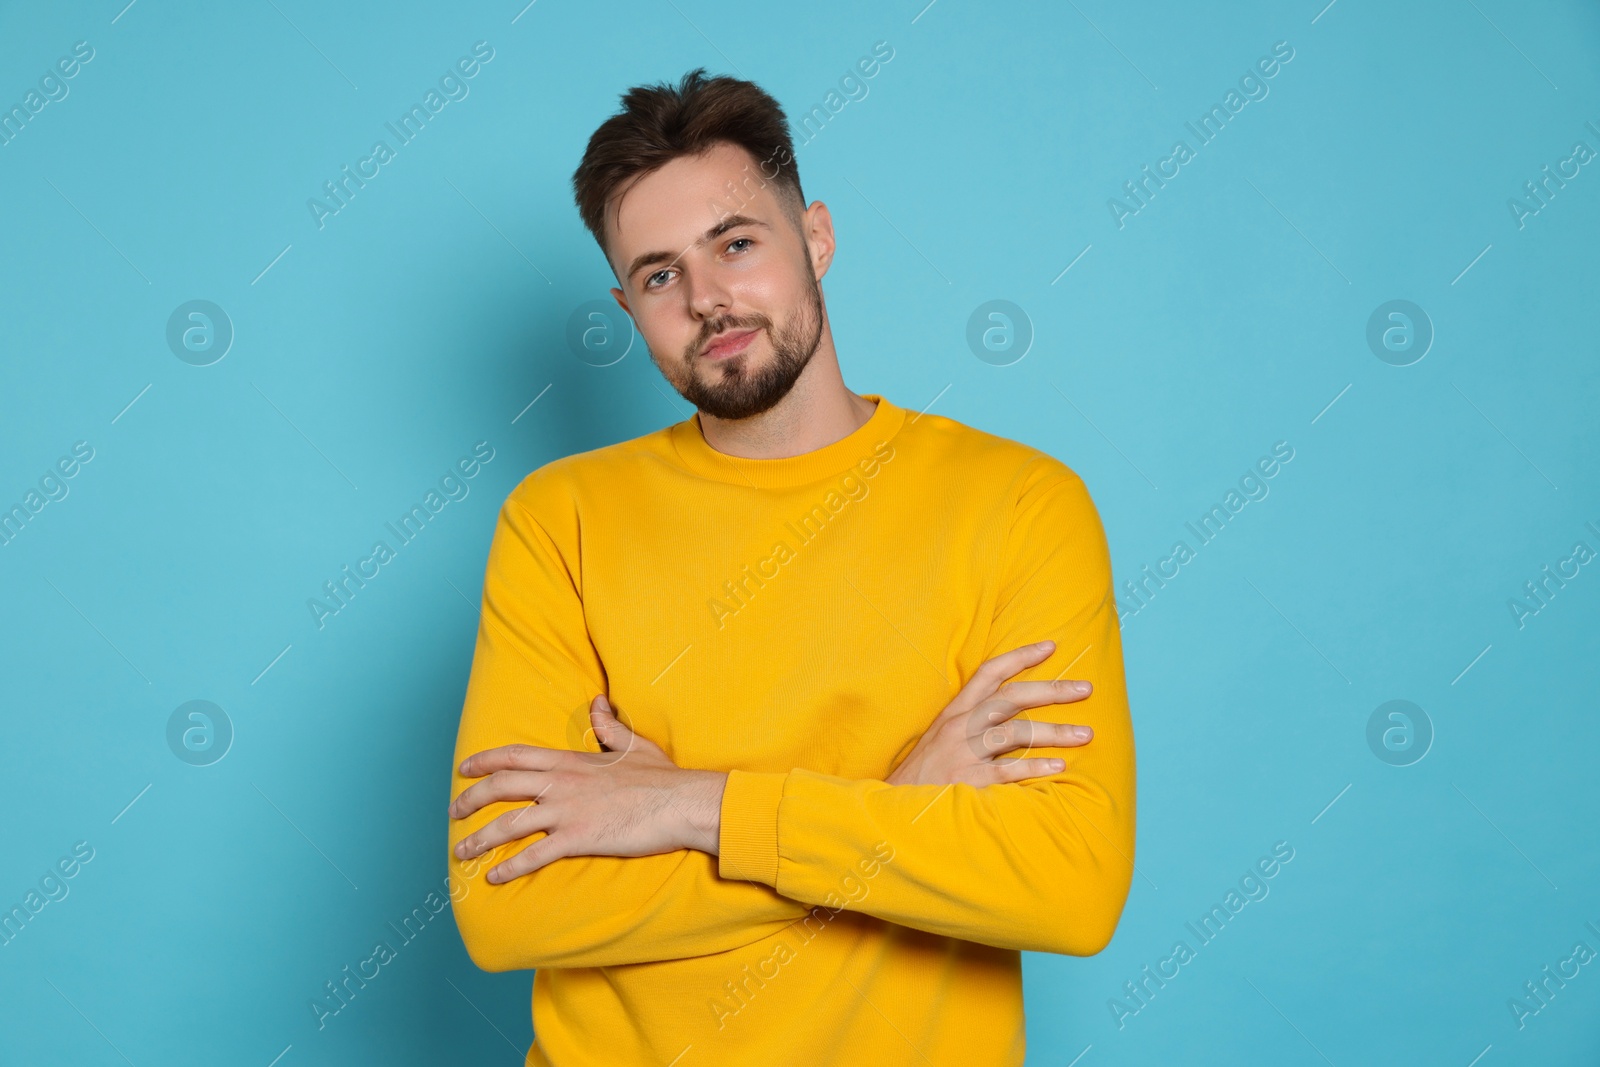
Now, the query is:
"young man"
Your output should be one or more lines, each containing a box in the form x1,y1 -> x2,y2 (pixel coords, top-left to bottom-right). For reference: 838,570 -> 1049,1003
447,69 -> 1136,1066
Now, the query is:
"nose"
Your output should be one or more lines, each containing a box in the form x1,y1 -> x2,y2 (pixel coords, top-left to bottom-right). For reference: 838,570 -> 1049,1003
685,266 -> 733,322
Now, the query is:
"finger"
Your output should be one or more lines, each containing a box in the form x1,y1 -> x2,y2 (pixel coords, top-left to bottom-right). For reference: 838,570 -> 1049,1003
459,743 -> 564,778
966,682 -> 1091,748
977,680 -> 1093,731
986,756 -> 1068,784
973,719 -> 1094,757
589,696 -> 638,752
454,802 -> 559,860
449,769 -> 551,820
581,697 -> 662,767
945,641 -> 1058,718
486,834 -> 571,883
997,678 -> 1092,710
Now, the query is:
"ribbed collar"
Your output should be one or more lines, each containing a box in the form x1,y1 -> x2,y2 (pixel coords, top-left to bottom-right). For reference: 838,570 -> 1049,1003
668,393 -> 907,489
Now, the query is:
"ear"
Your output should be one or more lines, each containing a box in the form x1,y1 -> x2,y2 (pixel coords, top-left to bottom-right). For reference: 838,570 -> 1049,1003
801,200 -> 836,282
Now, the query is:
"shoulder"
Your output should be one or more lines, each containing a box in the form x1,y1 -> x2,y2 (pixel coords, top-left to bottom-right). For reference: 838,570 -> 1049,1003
900,408 -> 1088,503
897,410 -> 1104,552
500,424 -> 677,525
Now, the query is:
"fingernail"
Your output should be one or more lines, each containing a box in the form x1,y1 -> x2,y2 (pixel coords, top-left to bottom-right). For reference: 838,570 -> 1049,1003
1036,641 -> 1055,651
1073,726 -> 1091,741
1074,681 -> 1091,695
1049,759 -> 1065,771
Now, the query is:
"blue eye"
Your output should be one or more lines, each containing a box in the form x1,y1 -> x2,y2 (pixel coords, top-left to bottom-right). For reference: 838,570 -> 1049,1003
642,237 -> 752,291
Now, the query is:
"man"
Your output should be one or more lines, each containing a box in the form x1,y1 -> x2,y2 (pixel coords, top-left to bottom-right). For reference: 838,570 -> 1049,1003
447,68 -> 1136,1066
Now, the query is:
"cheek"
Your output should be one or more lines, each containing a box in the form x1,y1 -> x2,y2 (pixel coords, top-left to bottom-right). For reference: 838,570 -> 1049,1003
722,272 -> 776,318
743,273 -> 805,328
634,305 -> 692,353
732,248 -> 798,303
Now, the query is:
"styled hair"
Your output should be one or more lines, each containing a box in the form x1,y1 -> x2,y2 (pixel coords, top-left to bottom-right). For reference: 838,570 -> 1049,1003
571,68 -> 806,264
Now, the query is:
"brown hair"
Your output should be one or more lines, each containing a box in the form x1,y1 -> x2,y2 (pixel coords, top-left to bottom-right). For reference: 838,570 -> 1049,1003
571,68 -> 807,265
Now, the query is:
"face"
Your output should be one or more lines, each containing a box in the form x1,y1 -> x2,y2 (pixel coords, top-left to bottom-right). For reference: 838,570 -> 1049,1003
606,141 -> 833,421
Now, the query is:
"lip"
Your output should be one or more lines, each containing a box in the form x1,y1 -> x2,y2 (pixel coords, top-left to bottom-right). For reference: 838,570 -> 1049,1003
701,328 -> 759,360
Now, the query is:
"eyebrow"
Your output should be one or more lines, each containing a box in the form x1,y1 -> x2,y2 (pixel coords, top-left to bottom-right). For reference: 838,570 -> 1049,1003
624,214 -> 771,284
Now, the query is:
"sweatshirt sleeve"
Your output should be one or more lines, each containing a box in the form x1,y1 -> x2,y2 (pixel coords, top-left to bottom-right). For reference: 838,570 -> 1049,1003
717,459 -> 1137,957
449,473 -> 812,972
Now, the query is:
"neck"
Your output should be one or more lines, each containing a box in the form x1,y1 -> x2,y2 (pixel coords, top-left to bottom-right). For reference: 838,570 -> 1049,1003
695,336 -> 876,460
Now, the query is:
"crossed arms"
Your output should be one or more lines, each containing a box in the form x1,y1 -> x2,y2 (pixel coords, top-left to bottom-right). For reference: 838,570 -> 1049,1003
446,459 -> 1137,971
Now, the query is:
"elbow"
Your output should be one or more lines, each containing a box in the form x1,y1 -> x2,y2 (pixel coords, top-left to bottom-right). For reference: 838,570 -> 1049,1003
1040,901 -> 1125,958
1060,909 -> 1123,957
452,895 -> 518,973
463,942 -> 514,973
1036,788 -> 1135,956
1040,861 -> 1133,957
460,938 -> 515,975
449,871 -> 541,973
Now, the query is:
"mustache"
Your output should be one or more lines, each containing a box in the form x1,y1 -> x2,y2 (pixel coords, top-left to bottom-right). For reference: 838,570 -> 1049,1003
691,315 -> 770,355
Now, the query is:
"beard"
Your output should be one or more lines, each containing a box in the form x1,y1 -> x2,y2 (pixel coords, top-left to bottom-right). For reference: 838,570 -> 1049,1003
669,275 -> 824,421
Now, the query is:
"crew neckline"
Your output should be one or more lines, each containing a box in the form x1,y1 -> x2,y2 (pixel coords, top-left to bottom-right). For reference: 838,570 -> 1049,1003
668,393 -> 907,489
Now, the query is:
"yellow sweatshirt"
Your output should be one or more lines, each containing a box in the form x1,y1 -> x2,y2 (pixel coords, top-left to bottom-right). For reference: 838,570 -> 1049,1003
448,393 -> 1136,1066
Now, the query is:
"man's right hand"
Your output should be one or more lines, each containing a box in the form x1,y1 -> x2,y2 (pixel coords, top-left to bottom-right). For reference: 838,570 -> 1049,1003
884,641 -> 1094,788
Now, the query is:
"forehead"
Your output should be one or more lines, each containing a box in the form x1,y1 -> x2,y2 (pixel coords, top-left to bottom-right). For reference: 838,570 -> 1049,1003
605,141 -> 783,268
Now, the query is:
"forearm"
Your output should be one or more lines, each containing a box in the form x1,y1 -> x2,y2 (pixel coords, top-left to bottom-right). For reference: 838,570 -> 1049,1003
670,769 -> 728,856
450,629 -> 810,968
451,852 -> 811,972
449,767 -> 803,971
715,762 -> 1135,956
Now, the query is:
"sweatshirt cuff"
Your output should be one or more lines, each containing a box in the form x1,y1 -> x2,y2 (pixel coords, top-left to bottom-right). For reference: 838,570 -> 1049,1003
718,769 -> 786,887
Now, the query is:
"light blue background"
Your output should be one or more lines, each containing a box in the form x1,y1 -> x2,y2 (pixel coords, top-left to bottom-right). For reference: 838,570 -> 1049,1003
2,1 -> 1597,1064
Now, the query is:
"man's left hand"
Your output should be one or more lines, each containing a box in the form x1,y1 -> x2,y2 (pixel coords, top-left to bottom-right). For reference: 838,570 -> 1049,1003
449,695 -> 727,883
